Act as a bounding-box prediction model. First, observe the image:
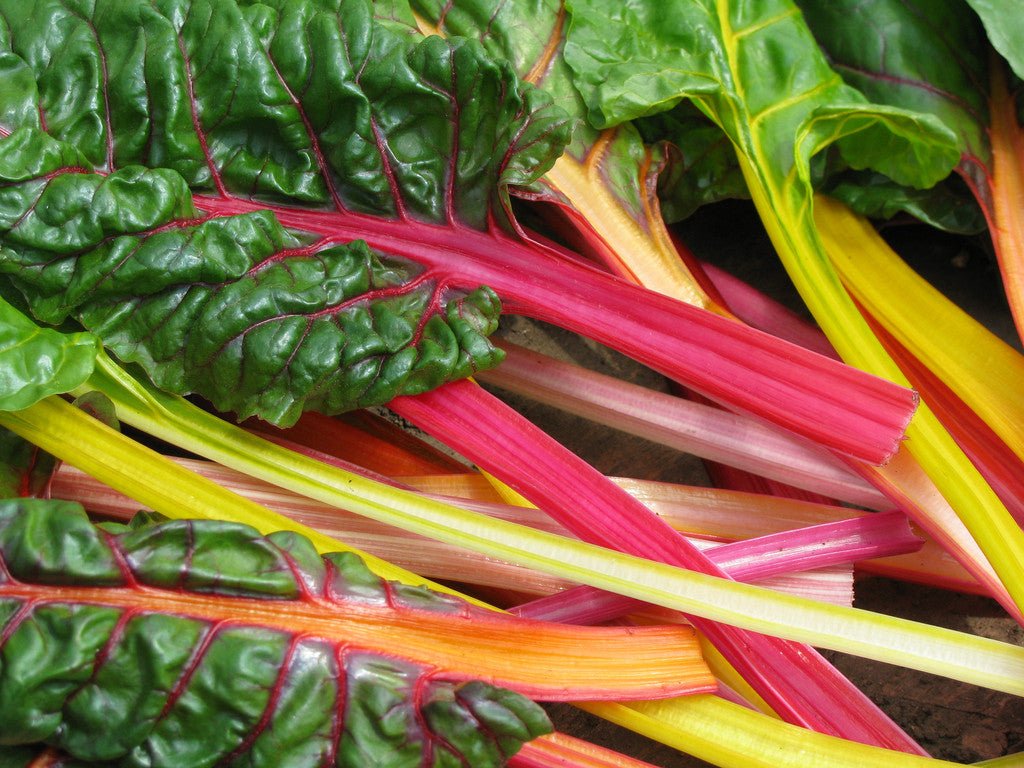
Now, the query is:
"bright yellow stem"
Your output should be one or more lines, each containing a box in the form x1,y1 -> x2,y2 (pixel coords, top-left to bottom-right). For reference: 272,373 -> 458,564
584,696 -> 964,768
815,194 -> 1024,467
739,155 -> 1024,617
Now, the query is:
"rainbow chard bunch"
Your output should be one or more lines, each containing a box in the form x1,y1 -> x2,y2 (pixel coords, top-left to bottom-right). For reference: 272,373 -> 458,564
0,0 -> 1022,766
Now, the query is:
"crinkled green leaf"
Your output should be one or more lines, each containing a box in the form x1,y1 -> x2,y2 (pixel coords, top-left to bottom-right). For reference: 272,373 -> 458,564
796,0 -> 991,185
0,127 -> 503,426
0,0 -> 568,224
0,499 -> 551,766
0,0 -> 575,425
963,0 -> 1024,80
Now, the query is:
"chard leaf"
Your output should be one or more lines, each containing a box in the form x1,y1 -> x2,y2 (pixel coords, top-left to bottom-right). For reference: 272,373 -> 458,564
0,294 -> 98,413
823,170 -> 987,235
0,0 -> 572,425
0,0 -> 567,224
563,0 -> 960,189
0,499 -> 553,766
635,104 -> 752,221
795,0 -> 992,196
0,129 -> 502,425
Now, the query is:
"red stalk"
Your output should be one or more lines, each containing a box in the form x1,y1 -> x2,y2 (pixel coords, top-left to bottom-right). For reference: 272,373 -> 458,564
512,511 -> 920,625
194,194 -> 914,466
390,379 -> 926,753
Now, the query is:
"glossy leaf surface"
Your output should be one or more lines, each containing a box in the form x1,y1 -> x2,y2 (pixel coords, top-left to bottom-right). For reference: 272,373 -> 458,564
0,499 -> 557,766
0,0 -> 921,462
0,128 -> 503,425
0,0 -> 575,424
0,296 -> 98,413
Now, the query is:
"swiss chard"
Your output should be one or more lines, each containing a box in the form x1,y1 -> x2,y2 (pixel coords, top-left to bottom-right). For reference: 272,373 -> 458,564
0,0 -> 916,462
558,0 -> 1024,621
0,498 -> 718,765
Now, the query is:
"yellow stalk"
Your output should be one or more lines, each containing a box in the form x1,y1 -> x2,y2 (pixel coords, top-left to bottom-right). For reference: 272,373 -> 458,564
815,194 -> 1024,466
542,145 -> 722,310
738,154 -> 1024,616
583,696 -> 964,768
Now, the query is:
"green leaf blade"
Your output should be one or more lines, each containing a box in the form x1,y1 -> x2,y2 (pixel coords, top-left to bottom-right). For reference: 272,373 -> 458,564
964,0 -> 1024,80
0,140 -> 503,426
0,500 -> 552,765
0,299 -> 98,412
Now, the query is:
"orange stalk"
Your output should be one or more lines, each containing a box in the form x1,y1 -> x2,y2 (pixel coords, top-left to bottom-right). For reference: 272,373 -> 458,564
989,61 -> 1024,342
1,580 -> 712,703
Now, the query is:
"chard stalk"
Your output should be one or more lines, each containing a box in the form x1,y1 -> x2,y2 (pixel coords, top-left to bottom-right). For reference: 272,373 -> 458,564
24,356 -> 1022,700
987,60 -> 1024,341
52,460 -> 863,605
816,194 -> 1024,472
738,153 -> 1024,619
195,193 -> 914,467
477,340 -> 886,507
584,696 -> 965,768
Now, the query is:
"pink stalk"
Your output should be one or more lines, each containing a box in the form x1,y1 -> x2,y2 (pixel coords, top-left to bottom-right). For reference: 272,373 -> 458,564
612,478 -> 978,594
390,380 -> 926,753
700,260 -> 839,359
195,194 -> 915,466
49,461 -> 855,603
513,512 -> 919,624
703,460 -> 840,505
477,340 -> 887,508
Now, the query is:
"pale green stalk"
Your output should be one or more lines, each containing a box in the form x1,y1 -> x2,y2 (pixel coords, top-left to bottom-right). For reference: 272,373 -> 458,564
0,354 -> 1017,696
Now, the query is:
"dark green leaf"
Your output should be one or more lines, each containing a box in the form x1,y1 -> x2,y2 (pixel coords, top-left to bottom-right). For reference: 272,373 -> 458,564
0,129 -> 503,425
0,0 -> 574,424
824,170 -> 987,235
0,499 -> 551,766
